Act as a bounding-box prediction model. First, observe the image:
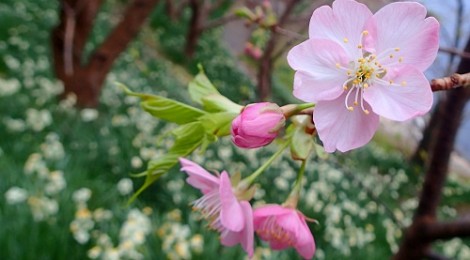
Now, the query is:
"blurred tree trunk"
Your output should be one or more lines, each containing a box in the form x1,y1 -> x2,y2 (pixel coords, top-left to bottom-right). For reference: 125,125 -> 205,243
394,37 -> 470,259
52,0 -> 159,107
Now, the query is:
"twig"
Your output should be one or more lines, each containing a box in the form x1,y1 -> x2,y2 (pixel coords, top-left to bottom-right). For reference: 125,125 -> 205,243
431,72 -> 470,91
439,47 -> 470,59
426,219 -> 470,240
63,2 -> 76,75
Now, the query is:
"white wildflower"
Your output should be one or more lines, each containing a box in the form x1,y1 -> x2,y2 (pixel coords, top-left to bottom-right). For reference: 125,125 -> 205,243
131,156 -> 143,168
117,178 -> 133,196
80,108 -> 99,122
0,78 -> 20,96
28,196 -> 59,221
73,188 -> 92,204
45,170 -> 66,195
3,117 -> 26,132
5,186 -> 28,204
40,133 -> 65,160
26,108 -> 52,132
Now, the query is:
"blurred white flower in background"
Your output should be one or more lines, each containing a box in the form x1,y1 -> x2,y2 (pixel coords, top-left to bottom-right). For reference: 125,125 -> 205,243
5,186 -> 28,204
27,196 -> 59,222
3,117 -> 26,132
0,78 -> 20,96
40,133 -> 65,161
26,108 -> 52,132
117,178 -> 133,196
80,108 -> 99,122
73,188 -> 92,205
45,170 -> 66,195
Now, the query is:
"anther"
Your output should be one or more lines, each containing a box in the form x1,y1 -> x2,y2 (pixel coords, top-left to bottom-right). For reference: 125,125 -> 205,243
347,106 -> 354,111
394,48 -> 400,52
357,44 -> 363,49
343,85 -> 348,90
401,81 -> 407,86
336,63 -> 341,68
363,83 -> 369,88
362,30 -> 369,35
364,109 -> 370,115
389,54 -> 394,59
343,38 -> 349,43
398,57 -> 403,63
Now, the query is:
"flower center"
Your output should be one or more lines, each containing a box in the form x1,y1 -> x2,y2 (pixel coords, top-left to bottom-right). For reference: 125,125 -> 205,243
336,31 -> 405,114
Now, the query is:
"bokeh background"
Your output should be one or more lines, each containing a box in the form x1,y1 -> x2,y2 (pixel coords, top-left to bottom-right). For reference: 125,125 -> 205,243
1,0 -> 469,259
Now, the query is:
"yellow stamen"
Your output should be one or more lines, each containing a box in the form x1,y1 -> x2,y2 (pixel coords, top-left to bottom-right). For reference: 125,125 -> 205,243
343,85 -> 348,90
343,38 -> 349,43
389,54 -> 394,59
401,81 -> 407,86
347,106 -> 354,111
364,109 -> 370,115
398,57 -> 404,63
394,47 -> 400,52
357,44 -> 363,49
362,30 -> 369,36
363,83 -> 369,88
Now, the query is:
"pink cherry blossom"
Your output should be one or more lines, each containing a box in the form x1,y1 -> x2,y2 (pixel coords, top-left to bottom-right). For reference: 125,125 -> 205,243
231,102 -> 286,149
179,158 -> 254,257
253,204 -> 315,259
287,0 -> 439,152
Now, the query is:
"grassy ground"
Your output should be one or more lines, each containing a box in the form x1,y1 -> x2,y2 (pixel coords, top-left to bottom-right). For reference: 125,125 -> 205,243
1,1 -> 470,259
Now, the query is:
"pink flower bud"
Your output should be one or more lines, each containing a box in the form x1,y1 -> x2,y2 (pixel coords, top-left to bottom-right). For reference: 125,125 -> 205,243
231,102 -> 285,149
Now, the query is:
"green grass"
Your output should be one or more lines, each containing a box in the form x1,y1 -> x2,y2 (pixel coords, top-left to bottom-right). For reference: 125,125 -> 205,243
1,1 -> 470,259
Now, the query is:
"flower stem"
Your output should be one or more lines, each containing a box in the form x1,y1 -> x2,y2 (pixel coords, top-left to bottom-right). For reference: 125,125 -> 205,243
241,140 -> 291,186
284,159 -> 307,208
281,103 -> 315,118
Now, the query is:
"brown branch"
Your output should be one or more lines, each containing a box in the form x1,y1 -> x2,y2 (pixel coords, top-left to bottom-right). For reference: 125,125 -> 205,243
87,0 -> 160,80
257,0 -> 301,100
439,47 -> 470,59
394,36 -> 470,260
202,13 -> 237,30
431,72 -> 470,91
426,219 -> 470,240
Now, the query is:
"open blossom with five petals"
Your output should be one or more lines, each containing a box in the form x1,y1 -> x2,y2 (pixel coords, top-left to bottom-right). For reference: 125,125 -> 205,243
179,158 -> 254,257
253,204 -> 315,259
287,0 -> 439,152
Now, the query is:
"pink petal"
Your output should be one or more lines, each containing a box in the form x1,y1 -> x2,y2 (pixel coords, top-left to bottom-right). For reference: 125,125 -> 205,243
364,66 -> 433,121
365,2 -> 439,71
294,213 -> 316,259
287,39 -> 349,102
239,201 -> 254,257
308,0 -> 372,58
219,171 -> 244,232
253,204 -> 290,219
269,240 -> 290,250
220,201 -> 254,257
314,95 -> 380,153
179,158 -> 219,194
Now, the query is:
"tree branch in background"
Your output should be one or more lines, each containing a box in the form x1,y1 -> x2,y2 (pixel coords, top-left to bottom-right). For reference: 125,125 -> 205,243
431,72 -> 470,91
257,0 -> 301,101
439,47 -> 470,60
394,37 -> 470,260
52,0 -> 159,107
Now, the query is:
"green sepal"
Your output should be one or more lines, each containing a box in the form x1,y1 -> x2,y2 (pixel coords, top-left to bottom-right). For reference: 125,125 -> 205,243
290,125 -> 314,161
198,111 -> 238,137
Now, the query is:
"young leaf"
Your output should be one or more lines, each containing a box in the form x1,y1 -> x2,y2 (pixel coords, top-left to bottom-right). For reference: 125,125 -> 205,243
188,65 -> 220,105
117,82 -> 206,125
129,122 -> 205,203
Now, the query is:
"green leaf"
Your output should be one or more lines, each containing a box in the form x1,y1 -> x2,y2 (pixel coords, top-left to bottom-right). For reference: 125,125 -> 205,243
201,94 -> 243,113
290,126 -> 314,161
141,97 -> 206,125
188,65 -> 220,105
117,82 -> 206,125
128,122 -> 205,203
198,111 -> 238,136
